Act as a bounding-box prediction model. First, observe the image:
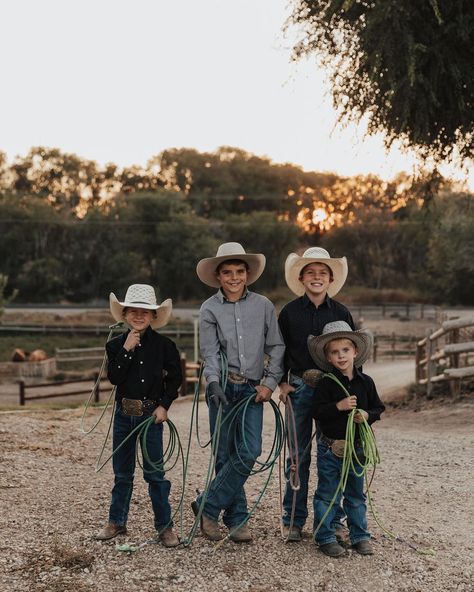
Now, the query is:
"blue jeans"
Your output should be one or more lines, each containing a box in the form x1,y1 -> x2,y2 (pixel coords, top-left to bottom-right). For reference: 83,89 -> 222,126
282,375 -> 345,529
313,441 -> 370,545
109,405 -> 172,531
197,382 -> 263,528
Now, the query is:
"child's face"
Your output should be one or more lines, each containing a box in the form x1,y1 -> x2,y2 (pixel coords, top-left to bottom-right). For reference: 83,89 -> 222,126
216,262 -> 248,299
124,307 -> 153,332
299,263 -> 333,297
325,338 -> 357,374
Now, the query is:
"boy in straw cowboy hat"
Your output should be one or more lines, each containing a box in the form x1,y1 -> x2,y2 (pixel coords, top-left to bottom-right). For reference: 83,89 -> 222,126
307,321 -> 385,557
194,242 -> 285,543
95,284 -> 182,547
278,247 -> 355,542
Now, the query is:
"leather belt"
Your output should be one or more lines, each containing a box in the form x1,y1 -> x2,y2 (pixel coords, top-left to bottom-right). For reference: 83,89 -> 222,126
121,398 -> 158,417
227,371 -> 259,386
319,433 -> 362,449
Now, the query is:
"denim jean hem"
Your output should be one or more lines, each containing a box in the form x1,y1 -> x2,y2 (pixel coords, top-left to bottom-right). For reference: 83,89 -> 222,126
315,536 -> 338,545
282,518 -> 305,528
350,535 -> 371,545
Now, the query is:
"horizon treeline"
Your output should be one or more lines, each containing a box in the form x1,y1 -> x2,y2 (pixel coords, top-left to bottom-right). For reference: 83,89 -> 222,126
0,146 -> 472,305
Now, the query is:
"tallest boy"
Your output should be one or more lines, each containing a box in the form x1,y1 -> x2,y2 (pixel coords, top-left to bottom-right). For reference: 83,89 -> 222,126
278,247 -> 354,541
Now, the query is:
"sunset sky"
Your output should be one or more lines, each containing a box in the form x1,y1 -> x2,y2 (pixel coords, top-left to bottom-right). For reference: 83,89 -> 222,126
1,0 -> 471,186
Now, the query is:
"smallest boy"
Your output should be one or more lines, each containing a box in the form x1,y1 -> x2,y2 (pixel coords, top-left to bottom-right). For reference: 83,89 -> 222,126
307,321 -> 385,558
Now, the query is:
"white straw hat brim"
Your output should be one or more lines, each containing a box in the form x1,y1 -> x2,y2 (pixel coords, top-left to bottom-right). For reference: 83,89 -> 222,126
285,253 -> 348,297
307,329 -> 373,372
196,253 -> 266,288
109,294 -> 173,329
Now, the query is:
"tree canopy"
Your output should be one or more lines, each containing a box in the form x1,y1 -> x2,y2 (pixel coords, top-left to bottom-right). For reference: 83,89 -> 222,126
290,0 -> 474,165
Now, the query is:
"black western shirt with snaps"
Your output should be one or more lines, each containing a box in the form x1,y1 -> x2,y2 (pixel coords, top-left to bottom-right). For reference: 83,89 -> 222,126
106,326 -> 182,409
278,294 -> 355,377
313,367 -> 385,440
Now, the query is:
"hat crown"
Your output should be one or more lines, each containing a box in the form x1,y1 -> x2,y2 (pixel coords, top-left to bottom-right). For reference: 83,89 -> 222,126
215,242 -> 247,258
302,247 -> 331,260
322,320 -> 354,336
123,284 -> 157,307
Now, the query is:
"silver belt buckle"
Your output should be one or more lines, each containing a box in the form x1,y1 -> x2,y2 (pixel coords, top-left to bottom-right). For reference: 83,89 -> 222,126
227,371 -> 247,385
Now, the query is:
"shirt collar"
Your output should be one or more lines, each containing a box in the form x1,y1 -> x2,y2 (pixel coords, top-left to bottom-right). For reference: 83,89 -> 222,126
302,293 -> 332,309
329,365 -> 361,383
215,287 -> 250,303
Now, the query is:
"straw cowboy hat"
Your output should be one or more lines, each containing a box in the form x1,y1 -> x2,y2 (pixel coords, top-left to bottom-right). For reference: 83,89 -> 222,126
307,321 -> 373,372
109,284 -> 172,329
196,242 -> 266,288
285,247 -> 348,297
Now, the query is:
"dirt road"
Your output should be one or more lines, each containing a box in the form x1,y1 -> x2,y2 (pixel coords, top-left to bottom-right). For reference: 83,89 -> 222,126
1,392 -> 473,592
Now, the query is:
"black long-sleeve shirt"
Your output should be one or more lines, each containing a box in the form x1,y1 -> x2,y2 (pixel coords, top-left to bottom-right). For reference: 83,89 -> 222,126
106,326 -> 182,410
278,294 -> 354,376
313,367 -> 385,440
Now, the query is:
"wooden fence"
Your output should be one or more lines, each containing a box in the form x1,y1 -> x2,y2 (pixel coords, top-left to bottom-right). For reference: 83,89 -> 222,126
372,333 -> 418,361
18,352 -> 201,406
415,317 -> 474,396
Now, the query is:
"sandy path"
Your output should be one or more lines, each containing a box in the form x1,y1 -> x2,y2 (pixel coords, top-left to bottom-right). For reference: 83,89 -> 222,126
1,394 -> 473,592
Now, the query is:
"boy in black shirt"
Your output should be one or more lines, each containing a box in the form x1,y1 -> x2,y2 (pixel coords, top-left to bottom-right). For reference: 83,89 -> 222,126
95,284 -> 182,547
308,321 -> 385,557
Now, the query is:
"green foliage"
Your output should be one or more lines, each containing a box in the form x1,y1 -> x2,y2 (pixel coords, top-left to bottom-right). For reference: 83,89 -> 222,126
0,275 -> 17,319
424,192 -> 474,304
290,0 -> 474,164
0,146 -> 472,305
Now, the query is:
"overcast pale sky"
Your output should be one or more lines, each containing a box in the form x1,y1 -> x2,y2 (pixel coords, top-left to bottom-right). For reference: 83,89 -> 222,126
0,0 -> 471,186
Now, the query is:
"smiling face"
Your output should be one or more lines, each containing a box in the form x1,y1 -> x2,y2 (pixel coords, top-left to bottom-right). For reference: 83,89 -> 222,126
299,262 -> 333,299
123,307 -> 154,332
325,338 -> 358,377
216,261 -> 248,301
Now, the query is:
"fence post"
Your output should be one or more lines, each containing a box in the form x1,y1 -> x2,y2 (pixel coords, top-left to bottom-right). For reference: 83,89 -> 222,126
94,372 -> 100,403
426,334 -> 435,397
415,343 -> 421,384
391,332 -> 396,361
19,380 -> 26,406
372,335 -> 378,363
180,353 -> 187,396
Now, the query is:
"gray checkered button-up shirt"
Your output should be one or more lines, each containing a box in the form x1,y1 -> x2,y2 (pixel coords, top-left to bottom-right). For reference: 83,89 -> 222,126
199,289 -> 285,392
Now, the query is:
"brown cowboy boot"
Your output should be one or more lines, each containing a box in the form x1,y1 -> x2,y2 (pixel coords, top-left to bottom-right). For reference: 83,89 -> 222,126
95,522 -> 127,541
229,523 -> 252,543
191,500 -> 223,541
158,527 -> 180,548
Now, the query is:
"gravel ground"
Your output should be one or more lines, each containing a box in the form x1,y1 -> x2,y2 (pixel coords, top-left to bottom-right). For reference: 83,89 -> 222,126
1,395 -> 473,592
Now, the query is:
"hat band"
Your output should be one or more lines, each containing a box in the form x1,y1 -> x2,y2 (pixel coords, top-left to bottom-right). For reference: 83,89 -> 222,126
128,300 -> 154,305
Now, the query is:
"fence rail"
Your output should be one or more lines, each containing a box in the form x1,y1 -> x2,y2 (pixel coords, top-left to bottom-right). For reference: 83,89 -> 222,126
18,353 -> 201,406
415,317 -> 474,396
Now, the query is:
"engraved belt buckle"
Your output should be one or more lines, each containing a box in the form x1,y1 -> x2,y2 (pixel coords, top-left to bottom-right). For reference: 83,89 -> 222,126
122,398 -> 143,417
227,371 -> 247,385
302,369 -> 322,388
331,439 -> 346,458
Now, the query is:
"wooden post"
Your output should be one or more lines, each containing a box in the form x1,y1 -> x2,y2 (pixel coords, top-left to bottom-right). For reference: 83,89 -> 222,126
180,353 -> 187,396
391,332 -> 396,361
94,372 -> 100,403
426,333 -> 435,398
415,343 -> 421,384
372,335 -> 378,363
193,317 -> 199,363
19,380 -> 26,406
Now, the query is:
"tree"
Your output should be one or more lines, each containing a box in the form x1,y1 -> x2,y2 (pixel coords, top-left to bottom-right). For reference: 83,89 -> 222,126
290,0 -> 474,164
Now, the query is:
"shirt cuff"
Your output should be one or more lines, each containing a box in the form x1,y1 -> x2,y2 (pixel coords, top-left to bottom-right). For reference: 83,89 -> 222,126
260,378 -> 277,392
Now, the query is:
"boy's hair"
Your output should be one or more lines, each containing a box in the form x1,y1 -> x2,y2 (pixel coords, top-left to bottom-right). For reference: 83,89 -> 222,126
323,337 -> 357,356
299,261 -> 333,280
122,307 -> 158,319
215,259 -> 250,274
